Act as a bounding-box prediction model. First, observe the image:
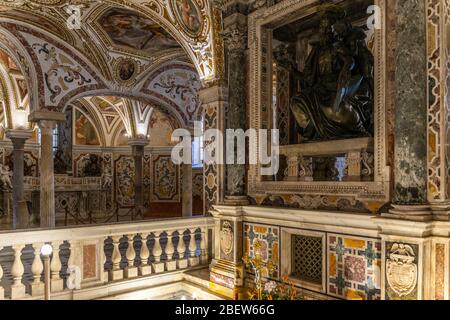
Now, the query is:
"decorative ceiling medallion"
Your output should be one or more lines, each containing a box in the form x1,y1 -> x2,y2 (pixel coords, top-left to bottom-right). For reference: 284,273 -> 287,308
170,0 -> 204,38
112,57 -> 140,86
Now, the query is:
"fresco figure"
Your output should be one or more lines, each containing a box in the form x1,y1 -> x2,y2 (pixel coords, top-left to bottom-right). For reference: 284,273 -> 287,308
100,8 -> 180,55
0,164 -> 12,190
176,0 -> 201,34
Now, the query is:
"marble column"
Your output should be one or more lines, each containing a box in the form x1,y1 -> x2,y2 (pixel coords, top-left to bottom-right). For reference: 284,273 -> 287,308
6,130 -> 33,229
128,138 -> 149,212
39,120 -> 57,228
28,111 -> 65,228
182,163 -> 193,217
198,84 -> 227,213
387,0 -> 430,220
223,19 -> 248,206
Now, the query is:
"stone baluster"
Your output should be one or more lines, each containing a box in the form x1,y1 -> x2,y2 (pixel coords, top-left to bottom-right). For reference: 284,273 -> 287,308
0,246 -> 3,300
139,233 -> 151,276
165,232 -> 176,271
50,241 -> 63,292
176,231 -> 188,269
200,228 -> 208,265
344,151 -> 362,181
188,228 -> 199,267
152,233 -> 164,273
102,237 -> 108,283
30,243 -> 44,296
10,244 -> 25,299
109,236 -> 123,281
124,234 -> 137,278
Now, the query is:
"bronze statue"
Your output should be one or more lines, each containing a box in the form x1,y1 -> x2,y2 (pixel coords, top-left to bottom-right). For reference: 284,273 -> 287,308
276,6 -> 374,142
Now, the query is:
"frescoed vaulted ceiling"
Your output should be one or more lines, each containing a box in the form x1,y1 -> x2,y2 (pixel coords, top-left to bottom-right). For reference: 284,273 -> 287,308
0,0 -> 219,139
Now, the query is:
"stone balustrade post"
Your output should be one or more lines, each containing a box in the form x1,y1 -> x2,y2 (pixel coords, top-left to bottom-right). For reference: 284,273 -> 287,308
176,231 -> 188,269
124,234 -> 137,278
165,232 -> 176,271
139,233 -> 152,276
30,242 -> 44,296
109,236 -> 123,281
200,228 -> 207,264
50,241 -> 63,292
152,233 -> 164,273
10,244 -> 25,299
188,228 -> 199,267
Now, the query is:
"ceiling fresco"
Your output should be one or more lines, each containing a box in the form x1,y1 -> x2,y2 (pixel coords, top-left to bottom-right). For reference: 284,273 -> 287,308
0,48 -> 30,130
98,8 -> 181,56
0,0 -> 220,139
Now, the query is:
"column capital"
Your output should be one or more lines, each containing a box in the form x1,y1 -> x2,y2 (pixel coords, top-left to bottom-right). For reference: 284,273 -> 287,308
127,138 -> 149,147
5,129 -> 33,141
198,84 -> 229,104
222,24 -> 248,54
28,111 -> 66,123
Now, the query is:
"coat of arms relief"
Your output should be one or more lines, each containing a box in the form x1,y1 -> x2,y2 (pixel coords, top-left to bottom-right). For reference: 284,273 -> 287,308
220,220 -> 234,259
386,243 -> 418,299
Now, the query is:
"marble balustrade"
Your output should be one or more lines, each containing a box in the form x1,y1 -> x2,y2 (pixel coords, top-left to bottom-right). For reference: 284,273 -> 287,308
0,216 -> 213,300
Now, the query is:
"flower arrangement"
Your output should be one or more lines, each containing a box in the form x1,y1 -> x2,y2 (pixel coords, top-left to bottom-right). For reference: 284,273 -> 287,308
243,240 -> 303,300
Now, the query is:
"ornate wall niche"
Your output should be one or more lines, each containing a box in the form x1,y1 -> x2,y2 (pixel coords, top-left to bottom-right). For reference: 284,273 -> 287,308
247,0 -> 390,206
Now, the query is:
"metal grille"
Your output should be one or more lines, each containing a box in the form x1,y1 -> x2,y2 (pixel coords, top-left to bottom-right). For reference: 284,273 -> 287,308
291,235 -> 322,284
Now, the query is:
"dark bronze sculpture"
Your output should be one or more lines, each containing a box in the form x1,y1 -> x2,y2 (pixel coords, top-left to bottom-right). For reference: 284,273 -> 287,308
276,6 -> 374,142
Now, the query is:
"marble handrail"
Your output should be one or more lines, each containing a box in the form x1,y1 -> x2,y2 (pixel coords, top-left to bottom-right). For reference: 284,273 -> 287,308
0,216 -> 213,299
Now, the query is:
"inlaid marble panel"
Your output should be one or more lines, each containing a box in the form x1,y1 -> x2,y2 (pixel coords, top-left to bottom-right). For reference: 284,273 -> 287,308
328,234 -> 381,300
244,223 -> 279,279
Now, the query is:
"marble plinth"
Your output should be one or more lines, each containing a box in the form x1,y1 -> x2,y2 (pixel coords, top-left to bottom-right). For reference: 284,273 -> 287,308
124,267 -> 138,279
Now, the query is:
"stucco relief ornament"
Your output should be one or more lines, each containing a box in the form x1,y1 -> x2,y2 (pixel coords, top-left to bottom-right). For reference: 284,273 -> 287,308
0,164 -> 12,191
220,221 -> 234,255
222,27 -> 247,55
386,243 -> 418,297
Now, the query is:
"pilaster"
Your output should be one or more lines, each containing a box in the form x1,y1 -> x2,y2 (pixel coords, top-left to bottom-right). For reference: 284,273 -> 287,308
208,205 -> 245,299
386,0 -> 431,220
198,84 -> 227,213
222,10 -> 249,206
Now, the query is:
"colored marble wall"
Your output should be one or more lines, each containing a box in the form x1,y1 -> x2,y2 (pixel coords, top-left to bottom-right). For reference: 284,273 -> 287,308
243,224 -> 382,300
328,234 -> 381,300
243,223 -> 280,279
